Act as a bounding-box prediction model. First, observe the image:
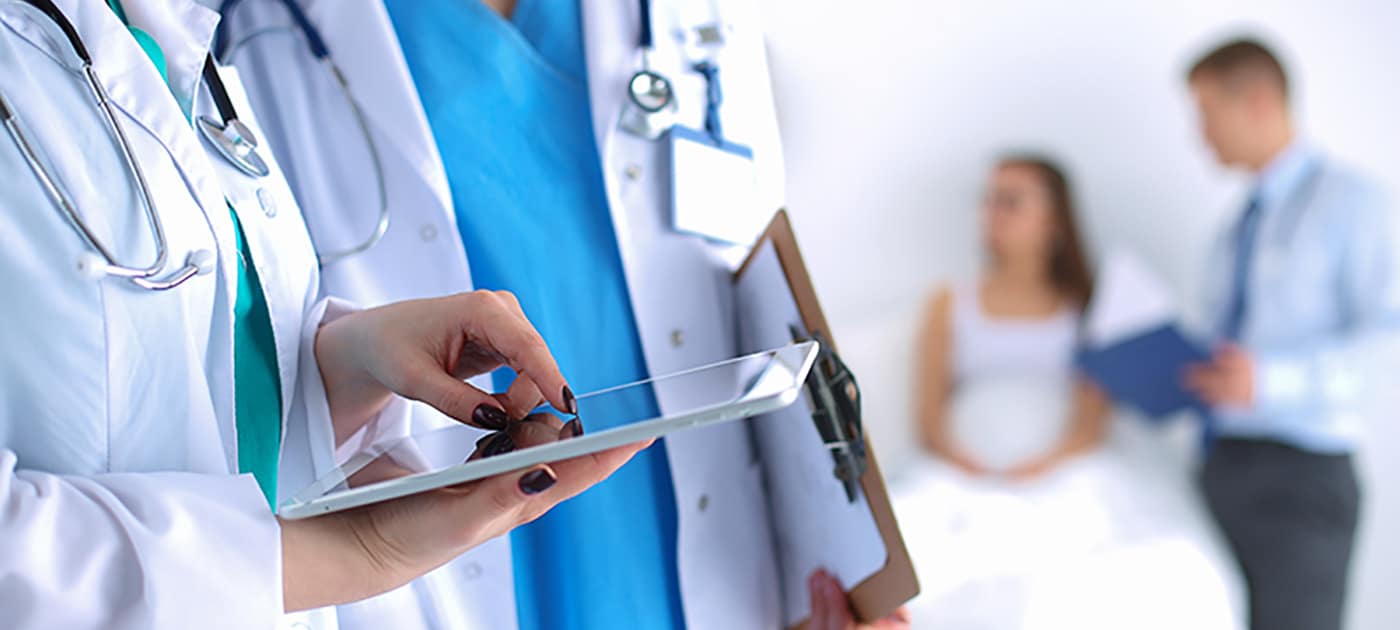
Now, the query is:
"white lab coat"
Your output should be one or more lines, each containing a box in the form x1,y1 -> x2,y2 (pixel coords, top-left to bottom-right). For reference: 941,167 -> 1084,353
213,1 -> 514,629
583,1 -> 792,628
221,0 -> 790,628
0,1 -> 346,628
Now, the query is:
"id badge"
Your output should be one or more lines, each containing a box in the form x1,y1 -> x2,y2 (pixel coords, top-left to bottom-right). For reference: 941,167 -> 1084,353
669,125 -> 764,245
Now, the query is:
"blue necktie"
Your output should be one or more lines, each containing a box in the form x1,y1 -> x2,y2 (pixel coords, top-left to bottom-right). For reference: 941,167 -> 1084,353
1199,193 -> 1263,451
1222,194 -> 1265,341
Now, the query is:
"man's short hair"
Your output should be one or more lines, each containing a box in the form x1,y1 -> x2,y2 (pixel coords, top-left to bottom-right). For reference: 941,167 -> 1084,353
1187,38 -> 1289,99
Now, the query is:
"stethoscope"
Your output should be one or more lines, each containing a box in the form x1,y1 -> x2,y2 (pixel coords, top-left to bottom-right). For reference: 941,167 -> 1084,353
622,0 -> 731,144
621,0 -> 677,139
214,0 -> 389,268
198,58 -> 272,179
0,0 -> 256,290
627,0 -> 674,115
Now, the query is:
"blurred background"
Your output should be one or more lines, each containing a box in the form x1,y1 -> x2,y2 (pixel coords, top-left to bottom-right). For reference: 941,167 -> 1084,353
755,1 -> 1400,628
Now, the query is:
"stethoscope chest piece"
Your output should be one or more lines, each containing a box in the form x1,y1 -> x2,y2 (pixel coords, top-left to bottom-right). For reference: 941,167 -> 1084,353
619,0 -> 679,140
629,69 -> 674,113
197,115 -> 269,178
620,67 -> 677,140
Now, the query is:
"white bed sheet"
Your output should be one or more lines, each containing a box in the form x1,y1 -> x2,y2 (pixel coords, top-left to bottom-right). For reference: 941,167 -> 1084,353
890,421 -> 1247,630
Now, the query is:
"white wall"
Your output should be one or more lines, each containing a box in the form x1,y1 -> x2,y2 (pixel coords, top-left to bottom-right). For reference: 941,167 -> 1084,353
755,1 -> 1400,628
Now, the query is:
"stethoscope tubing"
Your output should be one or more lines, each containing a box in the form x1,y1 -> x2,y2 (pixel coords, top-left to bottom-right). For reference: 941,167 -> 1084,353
215,0 -> 392,268
314,58 -> 389,268
3,0 -> 205,289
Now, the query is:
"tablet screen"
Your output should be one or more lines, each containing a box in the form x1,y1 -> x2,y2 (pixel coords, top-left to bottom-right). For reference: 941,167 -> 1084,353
280,341 -> 819,518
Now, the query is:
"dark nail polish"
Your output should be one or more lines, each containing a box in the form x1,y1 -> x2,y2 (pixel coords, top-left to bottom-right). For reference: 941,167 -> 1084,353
483,432 -> 516,458
562,386 -> 577,415
562,417 -> 584,438
472,405 -> 510,431
519,468 -> 557,495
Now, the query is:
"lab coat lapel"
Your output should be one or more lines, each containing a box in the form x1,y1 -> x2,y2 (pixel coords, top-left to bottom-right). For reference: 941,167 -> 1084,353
205,64 -> 319,435
582,0 -> 634,169
34,0 -> 233,233
110,0 -> 217,112
302,0 -> 456,232
121,0 -> 250,473
582,0 -> 649,269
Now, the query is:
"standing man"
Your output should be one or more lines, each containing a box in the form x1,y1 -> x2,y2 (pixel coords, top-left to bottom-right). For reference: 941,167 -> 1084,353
1183,38 -> 1400,630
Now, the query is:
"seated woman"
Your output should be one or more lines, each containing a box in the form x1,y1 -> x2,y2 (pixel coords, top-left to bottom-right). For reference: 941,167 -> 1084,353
899,156 -> 1242,629
917,155 -> 1106,478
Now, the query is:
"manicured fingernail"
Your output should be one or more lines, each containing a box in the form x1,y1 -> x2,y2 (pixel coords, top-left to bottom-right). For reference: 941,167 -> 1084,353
519,468 -> 557,495
562,386 -> 577,415
483,432 -> 515,457
560,418 -> 584,439
472,404 -> 510,431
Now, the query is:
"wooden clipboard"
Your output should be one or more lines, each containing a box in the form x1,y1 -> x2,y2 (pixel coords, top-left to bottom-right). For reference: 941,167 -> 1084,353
734,210 -> 919,626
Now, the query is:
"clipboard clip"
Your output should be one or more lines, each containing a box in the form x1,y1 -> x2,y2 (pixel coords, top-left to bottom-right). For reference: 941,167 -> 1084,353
790,325 -> 868,503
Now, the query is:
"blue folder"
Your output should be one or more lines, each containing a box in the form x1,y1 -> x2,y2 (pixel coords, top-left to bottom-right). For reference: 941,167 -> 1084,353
1075,325 -> 1212,419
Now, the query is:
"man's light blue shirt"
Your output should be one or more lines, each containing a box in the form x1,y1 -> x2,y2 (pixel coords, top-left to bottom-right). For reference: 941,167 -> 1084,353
1202,142 -> 1400,453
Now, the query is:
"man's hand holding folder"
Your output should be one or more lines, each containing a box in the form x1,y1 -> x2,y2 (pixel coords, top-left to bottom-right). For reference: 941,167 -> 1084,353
1184,344 -> 1256,407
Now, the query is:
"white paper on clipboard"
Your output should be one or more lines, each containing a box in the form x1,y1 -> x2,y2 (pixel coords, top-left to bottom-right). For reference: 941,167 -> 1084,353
736,241 -> 887,627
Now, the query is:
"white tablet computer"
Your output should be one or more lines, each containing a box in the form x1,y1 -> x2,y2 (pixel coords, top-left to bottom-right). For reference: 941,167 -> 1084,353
278,340 -> 820,519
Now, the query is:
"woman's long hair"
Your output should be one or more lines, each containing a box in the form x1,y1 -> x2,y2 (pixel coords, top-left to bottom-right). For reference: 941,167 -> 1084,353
998,155 -> 1095,310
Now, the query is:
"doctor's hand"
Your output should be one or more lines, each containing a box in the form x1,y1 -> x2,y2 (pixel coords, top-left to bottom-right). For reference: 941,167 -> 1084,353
806,569 -> 912,630
466,412 -> 585,462
1184,343 -> 1256,408
315,290 -> 575,444
280,437 -> 652,612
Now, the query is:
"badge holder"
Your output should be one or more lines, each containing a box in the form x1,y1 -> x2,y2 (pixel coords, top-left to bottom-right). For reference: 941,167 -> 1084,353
668,61 -> 766,245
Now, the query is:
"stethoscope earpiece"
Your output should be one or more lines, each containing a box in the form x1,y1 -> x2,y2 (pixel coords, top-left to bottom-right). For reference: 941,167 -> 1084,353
76,252 -> 110,280
78,248 -> 215,285
190,249 -> 216,276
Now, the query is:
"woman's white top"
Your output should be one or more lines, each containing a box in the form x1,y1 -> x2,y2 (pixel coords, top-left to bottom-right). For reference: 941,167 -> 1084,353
948,282 -> 1081,470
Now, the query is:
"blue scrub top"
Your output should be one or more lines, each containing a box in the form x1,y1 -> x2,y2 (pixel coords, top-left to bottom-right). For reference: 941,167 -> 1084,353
384,1 -> 685,628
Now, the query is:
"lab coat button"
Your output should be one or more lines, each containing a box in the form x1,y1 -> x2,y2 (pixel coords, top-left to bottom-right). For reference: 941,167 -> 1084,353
289,623 -> 311,630
624,164 -> 643,181
670,329 -> 685,347
256,188 -> 277,218
461,562 -> 484,580
420,224 -> 438,242
698,494 -> 709,512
